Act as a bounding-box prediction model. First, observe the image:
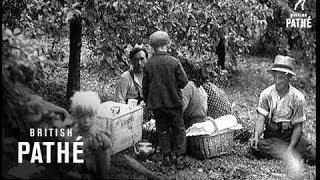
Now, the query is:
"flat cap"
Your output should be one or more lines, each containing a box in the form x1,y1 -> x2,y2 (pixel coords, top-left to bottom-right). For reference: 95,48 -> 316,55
149,31 -> 171,47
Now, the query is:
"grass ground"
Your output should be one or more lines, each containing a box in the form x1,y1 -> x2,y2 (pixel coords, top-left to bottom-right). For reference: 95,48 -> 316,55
37,54 -> 315,179
103,55 -> 316,180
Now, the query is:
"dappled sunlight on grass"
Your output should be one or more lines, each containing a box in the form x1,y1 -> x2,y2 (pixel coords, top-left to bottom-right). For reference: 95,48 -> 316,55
35,54 -> 316,179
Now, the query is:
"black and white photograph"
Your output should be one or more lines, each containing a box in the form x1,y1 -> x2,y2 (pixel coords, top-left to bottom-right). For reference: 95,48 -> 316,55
2,0 -> 316,179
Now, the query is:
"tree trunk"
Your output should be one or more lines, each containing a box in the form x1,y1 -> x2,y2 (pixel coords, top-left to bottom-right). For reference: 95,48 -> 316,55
66,15 -> 82,102
216,35 -> 226,70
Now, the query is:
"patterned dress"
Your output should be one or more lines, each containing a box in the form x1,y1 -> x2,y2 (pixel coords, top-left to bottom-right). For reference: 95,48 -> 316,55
202,81 -> 232,119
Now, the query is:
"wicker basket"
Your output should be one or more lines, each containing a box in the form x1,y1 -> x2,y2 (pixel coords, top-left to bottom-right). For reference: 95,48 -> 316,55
187,128 -> 234,159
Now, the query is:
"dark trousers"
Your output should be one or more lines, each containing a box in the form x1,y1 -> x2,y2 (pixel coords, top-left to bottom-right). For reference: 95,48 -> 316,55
153,107 -> 186,156
253,135 -> 315,164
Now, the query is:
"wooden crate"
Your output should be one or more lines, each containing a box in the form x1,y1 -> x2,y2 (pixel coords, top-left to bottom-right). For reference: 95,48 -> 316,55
96,101 -> 143,155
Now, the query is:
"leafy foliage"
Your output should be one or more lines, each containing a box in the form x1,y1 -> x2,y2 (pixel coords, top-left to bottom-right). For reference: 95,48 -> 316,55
2,0 -> 317,176
3,0 -> 274,81
2,25 -> 77,178
254,0 -> 316,63
2,0 -> 27,29
3,0 -> 315,83
259,0 -> 316,93
2,25 -> 39,174
20,0 -> 69,38
2,26 -> 36,85
80,0 -> 273,79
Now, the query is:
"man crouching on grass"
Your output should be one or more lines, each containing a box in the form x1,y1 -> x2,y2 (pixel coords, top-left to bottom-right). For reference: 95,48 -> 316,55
68,91 -> 111,179
251,55 -> 315,177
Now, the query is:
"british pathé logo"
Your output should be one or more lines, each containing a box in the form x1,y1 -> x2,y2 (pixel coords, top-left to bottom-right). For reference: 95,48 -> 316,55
18,128 -> 84,163
286,0 -> 311,28
294,0 -> 306,11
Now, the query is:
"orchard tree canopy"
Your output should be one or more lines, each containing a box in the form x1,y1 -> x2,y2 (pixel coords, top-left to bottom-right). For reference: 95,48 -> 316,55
3,0 -> 273,76
81,0 -> 273,75
2,0 -> 316,178
2,0 -> 315,88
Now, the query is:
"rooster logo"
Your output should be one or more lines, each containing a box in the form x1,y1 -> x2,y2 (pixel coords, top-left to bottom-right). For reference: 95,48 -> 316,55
294,0 -> 307,11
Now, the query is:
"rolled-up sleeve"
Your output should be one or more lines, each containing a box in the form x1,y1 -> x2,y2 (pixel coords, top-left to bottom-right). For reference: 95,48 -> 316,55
256,92 -> 270,117
291,96 -> 307,125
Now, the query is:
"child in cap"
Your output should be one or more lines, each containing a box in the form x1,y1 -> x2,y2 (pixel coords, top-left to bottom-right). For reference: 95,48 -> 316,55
142,31 -> 189,169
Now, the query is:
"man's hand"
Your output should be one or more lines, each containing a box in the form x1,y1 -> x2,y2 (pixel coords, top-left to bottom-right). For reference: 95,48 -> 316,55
138,101 -> 145,107
250,137 -> 259,148
96,131 -> 111,150
251,114 -> 265,148
288,123 -> 302,150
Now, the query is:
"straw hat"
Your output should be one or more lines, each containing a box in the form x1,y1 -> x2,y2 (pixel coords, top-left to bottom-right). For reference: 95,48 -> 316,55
268,55 -> 296,76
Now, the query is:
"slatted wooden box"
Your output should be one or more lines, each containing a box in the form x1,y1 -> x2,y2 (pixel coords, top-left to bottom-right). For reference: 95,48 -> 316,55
96,101 -> 143,155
